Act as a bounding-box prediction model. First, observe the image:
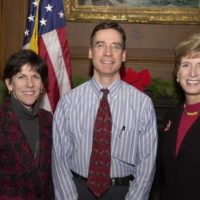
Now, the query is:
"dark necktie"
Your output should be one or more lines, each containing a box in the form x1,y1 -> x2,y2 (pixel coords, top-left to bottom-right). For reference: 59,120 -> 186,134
87,89 -> 112,197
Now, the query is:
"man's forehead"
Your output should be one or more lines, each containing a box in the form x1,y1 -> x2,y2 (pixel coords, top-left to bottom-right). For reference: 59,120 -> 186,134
93,29 -> 122,43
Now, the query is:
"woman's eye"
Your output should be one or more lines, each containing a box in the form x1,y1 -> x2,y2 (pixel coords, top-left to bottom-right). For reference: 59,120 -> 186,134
18,75 -> 25,79
33,75 -> 41,79
181,63 -> 190,67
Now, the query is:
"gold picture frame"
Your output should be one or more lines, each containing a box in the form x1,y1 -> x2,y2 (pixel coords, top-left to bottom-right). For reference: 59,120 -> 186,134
64,0 -> 200,24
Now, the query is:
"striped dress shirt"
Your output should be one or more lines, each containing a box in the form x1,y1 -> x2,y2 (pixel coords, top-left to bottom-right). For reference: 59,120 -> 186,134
52,78 -> 158,200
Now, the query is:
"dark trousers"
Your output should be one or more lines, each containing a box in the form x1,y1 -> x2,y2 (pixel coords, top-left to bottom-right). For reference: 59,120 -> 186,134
73,176 -> 129,200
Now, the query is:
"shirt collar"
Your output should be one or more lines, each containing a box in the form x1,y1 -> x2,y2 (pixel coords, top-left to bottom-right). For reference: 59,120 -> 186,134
91,77 -> 122,99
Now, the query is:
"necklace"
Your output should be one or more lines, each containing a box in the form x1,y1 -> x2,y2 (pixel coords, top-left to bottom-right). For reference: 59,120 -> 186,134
34,124 -> 40,161
34,139 -> 39,160
184,104 -> 200,116
184,111 -> 200,116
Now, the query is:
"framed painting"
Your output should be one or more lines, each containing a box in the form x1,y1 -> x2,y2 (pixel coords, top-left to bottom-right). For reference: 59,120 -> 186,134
64,0 -> 200,24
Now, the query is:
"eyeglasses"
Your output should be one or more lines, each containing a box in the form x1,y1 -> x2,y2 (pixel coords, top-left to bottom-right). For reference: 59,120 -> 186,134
92,42 -> 123,52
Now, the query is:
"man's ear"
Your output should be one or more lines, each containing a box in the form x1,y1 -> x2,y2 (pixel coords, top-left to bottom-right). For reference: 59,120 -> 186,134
88,48 -> 92,59
122,50 -> 126,62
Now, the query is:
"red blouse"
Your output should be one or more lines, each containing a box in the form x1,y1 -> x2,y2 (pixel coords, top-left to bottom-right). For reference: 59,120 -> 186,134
176,102 -> 200,156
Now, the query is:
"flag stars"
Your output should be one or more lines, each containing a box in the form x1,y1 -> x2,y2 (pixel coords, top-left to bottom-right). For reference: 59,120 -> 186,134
40,18 -> 47,26
58,11 -> 64,18
45,4 -> 53,12
32,0 -> 38,7
24,28 -> 29,36
28,14 -> 35,22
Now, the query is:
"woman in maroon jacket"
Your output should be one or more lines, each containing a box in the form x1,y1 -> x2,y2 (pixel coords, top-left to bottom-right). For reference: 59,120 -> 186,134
0,49 -> 54,199
159,33 -> 200,200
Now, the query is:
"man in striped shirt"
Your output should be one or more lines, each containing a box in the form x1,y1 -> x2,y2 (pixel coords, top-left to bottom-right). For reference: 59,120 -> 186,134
52,22 -> 158,200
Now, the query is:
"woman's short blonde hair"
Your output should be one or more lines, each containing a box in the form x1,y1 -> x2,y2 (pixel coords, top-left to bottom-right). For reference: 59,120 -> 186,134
174,33 -> 200,75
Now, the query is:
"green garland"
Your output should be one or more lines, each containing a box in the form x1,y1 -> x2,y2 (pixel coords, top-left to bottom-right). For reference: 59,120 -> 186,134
149,78 -> 179,103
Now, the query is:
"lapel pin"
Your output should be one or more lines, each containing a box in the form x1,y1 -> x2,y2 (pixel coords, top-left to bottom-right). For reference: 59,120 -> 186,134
163,120 -> 172,132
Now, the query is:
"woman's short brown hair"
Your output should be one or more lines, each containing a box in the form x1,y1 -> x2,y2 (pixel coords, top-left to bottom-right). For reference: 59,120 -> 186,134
3,49 -> 48,85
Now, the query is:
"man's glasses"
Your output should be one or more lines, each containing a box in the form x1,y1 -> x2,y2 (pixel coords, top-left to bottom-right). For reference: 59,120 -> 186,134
92,42 -> 123,52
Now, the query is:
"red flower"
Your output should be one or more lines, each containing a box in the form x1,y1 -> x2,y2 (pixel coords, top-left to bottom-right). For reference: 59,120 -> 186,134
120,67 -> 151,92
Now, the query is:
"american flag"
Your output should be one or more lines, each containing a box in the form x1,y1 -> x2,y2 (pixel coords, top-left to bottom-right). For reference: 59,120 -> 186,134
23,0 -> 72,112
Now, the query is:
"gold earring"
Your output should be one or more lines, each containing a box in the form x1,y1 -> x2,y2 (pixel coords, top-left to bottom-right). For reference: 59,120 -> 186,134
176,78 -> 179,82
8,90 -> 12,95
40,88 -> 43,94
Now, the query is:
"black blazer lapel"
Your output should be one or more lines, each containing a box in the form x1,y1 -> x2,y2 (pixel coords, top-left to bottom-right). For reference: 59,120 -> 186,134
178,115 -> 200,156
163,105 -> 183,158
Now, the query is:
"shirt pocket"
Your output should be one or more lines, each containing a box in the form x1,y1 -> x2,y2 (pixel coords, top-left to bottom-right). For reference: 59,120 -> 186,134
111,122 -> 139,165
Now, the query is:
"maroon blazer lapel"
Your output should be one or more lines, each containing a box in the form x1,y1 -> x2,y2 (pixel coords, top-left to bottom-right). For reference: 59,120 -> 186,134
4,104 -> 36,171
37,110 -> 52,168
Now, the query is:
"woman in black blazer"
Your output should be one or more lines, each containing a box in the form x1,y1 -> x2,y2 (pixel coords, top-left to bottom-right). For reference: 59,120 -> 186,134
159,33 -> 200,200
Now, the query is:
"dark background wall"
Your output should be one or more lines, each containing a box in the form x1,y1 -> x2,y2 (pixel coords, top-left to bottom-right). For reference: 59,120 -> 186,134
0,0 -> 200,81
67,22 -> 200,80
